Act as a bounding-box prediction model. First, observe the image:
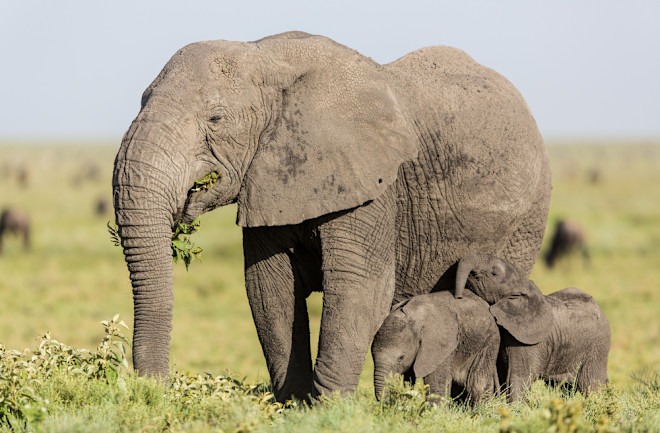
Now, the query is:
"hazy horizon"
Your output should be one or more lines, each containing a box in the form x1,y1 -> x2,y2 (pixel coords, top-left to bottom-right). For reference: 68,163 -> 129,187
2,1 -> 659,142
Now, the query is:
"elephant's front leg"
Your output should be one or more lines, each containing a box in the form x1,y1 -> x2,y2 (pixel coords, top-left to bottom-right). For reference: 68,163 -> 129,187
423,363 -> 452,400
314,194 -> 397,396
243,226 -> 314,402
504,347 -> 539,403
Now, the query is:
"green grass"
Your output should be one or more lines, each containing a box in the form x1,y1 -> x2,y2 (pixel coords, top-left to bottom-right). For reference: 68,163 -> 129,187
1,140 -> 659,432
2,322 -> 659,433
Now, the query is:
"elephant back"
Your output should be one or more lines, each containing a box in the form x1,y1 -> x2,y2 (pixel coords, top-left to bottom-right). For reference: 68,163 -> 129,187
547,287 -> 607,327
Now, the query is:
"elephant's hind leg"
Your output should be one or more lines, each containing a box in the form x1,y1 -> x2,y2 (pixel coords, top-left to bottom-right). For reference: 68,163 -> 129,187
576,354 -> 609,396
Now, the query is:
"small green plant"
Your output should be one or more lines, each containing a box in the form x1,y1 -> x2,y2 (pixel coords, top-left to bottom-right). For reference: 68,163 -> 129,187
168,372 -> 285,415
95,315 -> 130,385
107,221 -> 121,246
171,218 -> 203,270
630,367 -> 660,393
0,344 -> 49,427
377,374 -> 431,422
0,315 -> 130,428
543,398 -> 584,433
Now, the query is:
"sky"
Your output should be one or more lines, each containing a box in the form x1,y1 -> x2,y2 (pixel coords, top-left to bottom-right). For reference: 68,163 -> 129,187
1,1 -> 659,141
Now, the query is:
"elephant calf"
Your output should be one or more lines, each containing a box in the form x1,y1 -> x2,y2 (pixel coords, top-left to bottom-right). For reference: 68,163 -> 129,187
455,252 -> 610,402
372,290 -> 500,404
0,207 -> 31,254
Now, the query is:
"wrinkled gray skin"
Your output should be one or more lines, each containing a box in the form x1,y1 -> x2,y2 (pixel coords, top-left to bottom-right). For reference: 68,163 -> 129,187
455,253 -> 610,402
112,31 -> 551,402
372,290 -> 500,404
0,208 -> 30,254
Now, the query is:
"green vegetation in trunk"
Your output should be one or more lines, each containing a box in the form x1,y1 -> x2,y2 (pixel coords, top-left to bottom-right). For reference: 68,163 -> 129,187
107,219 -> 203,271
171,218 -> 203,270
168,171 -> 220,270
190,171 -> 220,193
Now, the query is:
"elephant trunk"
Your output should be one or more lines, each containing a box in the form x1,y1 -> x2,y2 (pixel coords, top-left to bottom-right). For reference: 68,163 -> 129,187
454,253 -> 479,299
373,367 -> 390,401
113,114 -> 191,378
117,206 -> 174,377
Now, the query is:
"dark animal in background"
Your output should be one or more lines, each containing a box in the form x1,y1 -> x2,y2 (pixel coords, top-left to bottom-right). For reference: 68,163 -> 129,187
544,219 -> 589,268
16,166 -> 30,189
0,208 -> 31,254
0,163 -> 29,187
372,290 -> 500,404
72,163 -> 102,186
587,167 -> 602,184
455,253 -> 610,402
95,197 -> 110,216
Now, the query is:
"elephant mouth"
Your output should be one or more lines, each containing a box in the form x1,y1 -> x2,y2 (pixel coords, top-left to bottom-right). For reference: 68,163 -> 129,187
176,169 -> 238,226
465,275 -> 488,300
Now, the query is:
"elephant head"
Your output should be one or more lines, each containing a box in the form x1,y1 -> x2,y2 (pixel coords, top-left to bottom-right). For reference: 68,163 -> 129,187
371,299 -> 458,399
113,32 -> 417,377
454,252 -> 553,345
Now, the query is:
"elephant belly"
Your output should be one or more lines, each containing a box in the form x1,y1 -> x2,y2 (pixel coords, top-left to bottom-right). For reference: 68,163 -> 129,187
544,372 -> 576,384
393,162 -> 524,303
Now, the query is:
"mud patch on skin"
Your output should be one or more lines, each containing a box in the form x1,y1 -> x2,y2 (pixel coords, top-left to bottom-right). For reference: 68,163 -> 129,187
270,88 -> 311,185
272,140 -> 308,185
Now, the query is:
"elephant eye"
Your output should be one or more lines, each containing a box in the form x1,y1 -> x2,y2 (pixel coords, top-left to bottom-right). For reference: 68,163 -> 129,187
209,114 -> 223,123
397,354 -> 405,362
491,263 -> 506,277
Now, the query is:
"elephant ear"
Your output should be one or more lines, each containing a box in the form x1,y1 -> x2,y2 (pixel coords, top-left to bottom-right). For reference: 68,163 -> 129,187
236,37 -> 417,227
490,281 -> 553,345
412,306 -> 458,379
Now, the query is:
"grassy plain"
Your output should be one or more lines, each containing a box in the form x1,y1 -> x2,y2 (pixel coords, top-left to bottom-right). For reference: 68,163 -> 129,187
0,140 -> 659,432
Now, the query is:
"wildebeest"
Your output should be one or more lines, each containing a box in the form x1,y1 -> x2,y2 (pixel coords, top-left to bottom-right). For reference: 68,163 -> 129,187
544,219 -> 589,268
0,207 -> 31,254
95,197 -> 110,216
16,166 -> 30,188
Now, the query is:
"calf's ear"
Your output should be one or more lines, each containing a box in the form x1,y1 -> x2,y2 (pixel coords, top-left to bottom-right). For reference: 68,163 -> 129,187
490,281 -> 553,345
412,307 -> 458,379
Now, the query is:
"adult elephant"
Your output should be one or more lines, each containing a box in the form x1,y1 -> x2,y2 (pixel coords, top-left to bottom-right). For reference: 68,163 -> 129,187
112,31 -> 551,402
